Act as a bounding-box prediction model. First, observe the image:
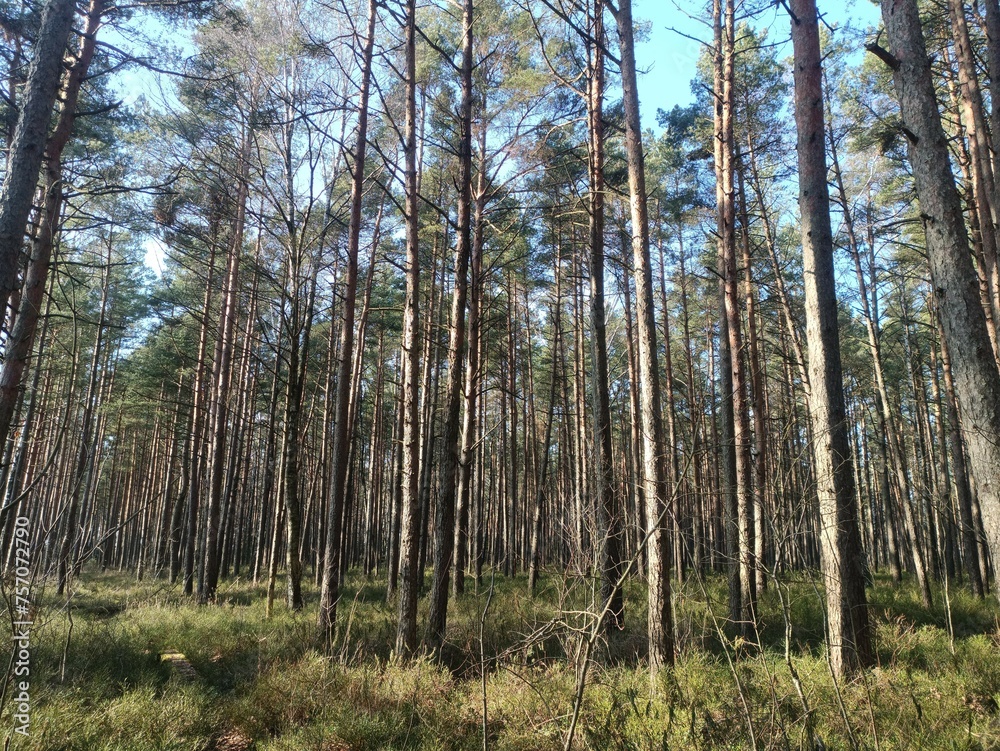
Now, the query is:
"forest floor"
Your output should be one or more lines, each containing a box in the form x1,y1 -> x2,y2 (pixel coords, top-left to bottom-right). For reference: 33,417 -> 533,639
3,568 -> 999,750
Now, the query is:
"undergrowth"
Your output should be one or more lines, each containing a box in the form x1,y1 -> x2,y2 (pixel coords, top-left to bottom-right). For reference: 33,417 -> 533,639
2,568 -> 998,750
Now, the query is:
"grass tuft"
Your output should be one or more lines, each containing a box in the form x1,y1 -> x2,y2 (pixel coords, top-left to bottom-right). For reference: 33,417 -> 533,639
3,567 -> 998,750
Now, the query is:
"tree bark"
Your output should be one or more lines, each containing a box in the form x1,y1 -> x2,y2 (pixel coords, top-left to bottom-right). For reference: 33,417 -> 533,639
713,0 -> 747,630
947,0 -> 1000,357
736,152 -> 768,593
318,0 -> 377,641
57,247 -> 110,595
791,0 -> 873,678
880,0 -> 1000,600
0,0 -> 76,307
586,0 -> 624,635
426,0 -> 473,652
615,0 -> 675,672
0,0 -> 104,456
528,242 -> 562,594
936,316 -> 986,597
396,0 -> 422,657
983,0 -> 1000,190
200,134 -> 250,604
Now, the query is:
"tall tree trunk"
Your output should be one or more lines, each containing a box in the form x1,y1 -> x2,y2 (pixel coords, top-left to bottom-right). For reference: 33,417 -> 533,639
200,134 -> 250,604
451,131 -> 485,595
318,0 -> 378,641
0,0 -> 76,307
791,0 -> 873,678
622,245 -> 645,576
182,232 -> 218,593
396,0 -> 423,657
615,0 -> 675,672
281,312 -> 305,611
880,0 -> 1000,599
426,0 -> 473,652
829,102 -> 931,604
678,236 -> 705,574
57,249 -> 110,595
528,243 -> 562,594
714,0 -> 746,629
253,324 -> 284,584
983,0 -> 1000,187
736,152 -> 768,593
947,0 -> 1000,357
656,237 -> 682,581
936,315 -> 986,597
0,0 -> 103,453
0,279 -> 52,567
387,355 -> 405,598
721,0 -> 755,626
586,0 -> 624,634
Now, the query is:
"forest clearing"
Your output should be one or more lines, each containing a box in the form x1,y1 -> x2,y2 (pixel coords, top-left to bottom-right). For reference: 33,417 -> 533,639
1,0 -> 1000,747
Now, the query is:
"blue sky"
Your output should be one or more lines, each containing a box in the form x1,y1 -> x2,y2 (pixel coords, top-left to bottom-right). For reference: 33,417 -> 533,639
632,0 -> 883,127
136,0 -> 884,274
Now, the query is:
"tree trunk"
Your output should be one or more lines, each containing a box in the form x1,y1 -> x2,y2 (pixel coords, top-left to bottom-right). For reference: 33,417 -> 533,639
615,0 -> 675,672
181,231 -> 218,593
714,0 -> 745,630
829,99 -> 931,605
396,0 -> 422,657
0,0 -> 76,307
0,0 -> 103,454
318,0 -> 377,641
736,152 -> 768,593
880,0 -> 1000,600
721,0 -> 755,627
451,137 -> 485,595
200,134 -> 250,604
791,0 -> 873,678
937,318 -> 985,597
426,0 -> 473,652
528,242 -> 562,594
586,0 -> 624,634
983,0 -> 1000,188
57,249 -> 110,595
947,0 -> 1000,357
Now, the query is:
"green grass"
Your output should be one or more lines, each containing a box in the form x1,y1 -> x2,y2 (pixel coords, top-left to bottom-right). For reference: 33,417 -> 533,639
2,568 -> 999,750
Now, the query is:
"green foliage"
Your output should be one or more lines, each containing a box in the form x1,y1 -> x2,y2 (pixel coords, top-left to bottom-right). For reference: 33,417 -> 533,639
10,570 -> 999,750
